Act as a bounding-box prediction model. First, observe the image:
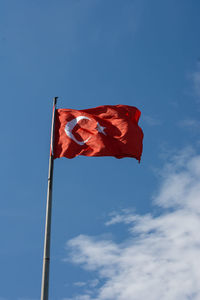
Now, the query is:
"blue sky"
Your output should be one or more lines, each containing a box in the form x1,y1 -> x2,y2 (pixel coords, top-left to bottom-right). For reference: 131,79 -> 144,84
1,1 -> 200,299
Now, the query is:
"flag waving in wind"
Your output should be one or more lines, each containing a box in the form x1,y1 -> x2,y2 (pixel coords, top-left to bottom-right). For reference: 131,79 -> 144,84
54,105 -> 143,161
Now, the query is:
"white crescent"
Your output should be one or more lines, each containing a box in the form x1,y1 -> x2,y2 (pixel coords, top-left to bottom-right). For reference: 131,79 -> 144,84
65,116 -> 91,145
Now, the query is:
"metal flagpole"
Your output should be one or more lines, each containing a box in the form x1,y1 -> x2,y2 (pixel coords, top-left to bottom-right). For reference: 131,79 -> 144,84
41,97 -> 58,300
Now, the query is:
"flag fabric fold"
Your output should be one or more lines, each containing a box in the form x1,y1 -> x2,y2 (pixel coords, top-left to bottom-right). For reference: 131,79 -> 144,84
54,105 -> 143,161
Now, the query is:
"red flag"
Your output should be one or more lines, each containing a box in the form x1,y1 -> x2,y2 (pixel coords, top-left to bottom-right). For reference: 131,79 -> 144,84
54,105 -> 143,161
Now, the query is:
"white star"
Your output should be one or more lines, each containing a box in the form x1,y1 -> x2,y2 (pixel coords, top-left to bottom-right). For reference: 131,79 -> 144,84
96,122 -> 107,135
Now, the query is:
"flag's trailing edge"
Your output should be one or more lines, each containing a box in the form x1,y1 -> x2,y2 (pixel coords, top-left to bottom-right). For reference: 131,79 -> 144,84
54,105 -> 143,161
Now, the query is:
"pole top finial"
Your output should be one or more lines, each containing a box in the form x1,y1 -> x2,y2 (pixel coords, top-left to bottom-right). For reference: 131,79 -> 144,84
53,97 -> 58,105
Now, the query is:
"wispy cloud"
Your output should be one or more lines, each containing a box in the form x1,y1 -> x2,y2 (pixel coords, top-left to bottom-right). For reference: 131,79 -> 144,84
18,298 -> 38,300
74,282 -> 87,288
74,279 -> 99,289
88,0 -> 143,47
191,63 -> 200,100
142,115 -> 162,126
178,119 -> 200,129
65,148 -> 200,300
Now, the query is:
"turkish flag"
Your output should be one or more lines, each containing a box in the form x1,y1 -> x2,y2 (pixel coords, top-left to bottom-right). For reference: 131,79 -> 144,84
54,105 -> 143,161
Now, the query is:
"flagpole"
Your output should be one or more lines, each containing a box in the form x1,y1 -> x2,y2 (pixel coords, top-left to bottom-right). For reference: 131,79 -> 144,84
41,97 -> 58,300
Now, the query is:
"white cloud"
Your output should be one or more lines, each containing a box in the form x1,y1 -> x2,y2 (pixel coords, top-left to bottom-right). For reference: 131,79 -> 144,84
65,148 -> 200,300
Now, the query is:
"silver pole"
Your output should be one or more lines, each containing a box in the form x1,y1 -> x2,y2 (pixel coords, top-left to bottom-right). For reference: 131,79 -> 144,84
41,97 -> 58,300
